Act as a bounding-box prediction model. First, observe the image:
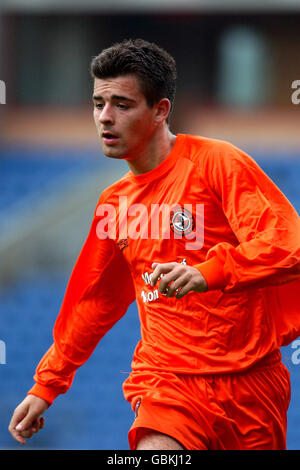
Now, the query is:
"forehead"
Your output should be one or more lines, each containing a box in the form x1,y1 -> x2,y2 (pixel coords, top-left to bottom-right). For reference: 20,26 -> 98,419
93,74 -> 143,98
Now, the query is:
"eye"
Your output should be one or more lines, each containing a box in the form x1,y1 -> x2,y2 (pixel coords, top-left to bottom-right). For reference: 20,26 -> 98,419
117,103 -> 129,110
95,103 -> 104,109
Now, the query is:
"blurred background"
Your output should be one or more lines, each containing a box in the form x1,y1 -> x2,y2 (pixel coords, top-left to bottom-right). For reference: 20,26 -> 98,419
0,0 -> 299,450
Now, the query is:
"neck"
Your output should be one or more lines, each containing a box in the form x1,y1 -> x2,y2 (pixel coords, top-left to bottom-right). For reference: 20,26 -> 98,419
126,126 -> 177,175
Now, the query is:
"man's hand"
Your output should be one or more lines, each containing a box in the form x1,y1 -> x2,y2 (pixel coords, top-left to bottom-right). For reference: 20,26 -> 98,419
151,262 -> 207,298
8,395 -> 49,445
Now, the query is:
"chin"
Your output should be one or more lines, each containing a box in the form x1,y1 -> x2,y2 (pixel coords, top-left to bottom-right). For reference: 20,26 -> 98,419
102,147 -> 125,160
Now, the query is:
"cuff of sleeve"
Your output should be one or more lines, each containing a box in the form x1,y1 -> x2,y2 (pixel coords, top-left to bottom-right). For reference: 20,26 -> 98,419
194,256 -> 227,291
27,383 -> 61,406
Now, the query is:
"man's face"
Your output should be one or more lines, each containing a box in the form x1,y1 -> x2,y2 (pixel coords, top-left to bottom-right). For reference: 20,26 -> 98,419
93,74 -> 158,160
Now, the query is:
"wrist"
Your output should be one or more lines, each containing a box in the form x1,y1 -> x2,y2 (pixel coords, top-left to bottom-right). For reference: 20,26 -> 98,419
27,383 -> 60,406
193,256 -> 226,291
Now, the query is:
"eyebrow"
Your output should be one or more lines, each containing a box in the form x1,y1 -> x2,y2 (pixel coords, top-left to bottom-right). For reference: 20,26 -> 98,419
92,94 -> 137,103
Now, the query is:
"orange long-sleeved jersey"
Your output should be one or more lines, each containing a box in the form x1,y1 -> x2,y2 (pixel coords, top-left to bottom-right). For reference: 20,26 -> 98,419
28,134 -> 300,405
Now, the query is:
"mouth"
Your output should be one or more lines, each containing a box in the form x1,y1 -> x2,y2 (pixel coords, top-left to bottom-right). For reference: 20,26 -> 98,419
102,131 -> 120,145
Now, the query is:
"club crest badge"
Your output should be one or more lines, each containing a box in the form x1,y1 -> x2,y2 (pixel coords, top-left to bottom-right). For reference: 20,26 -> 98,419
170,206 -> 195,236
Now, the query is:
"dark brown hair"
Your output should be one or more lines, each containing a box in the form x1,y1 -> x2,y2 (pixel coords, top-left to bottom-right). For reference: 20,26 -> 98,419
90,39 -> 177,120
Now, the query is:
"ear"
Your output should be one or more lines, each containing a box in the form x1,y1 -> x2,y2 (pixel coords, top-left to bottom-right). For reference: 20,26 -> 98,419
154,98 -> 171,124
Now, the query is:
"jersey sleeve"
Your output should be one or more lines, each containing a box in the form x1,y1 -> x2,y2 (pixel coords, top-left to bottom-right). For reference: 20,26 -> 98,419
194,143 -> 300,293
27,199 -> 136,405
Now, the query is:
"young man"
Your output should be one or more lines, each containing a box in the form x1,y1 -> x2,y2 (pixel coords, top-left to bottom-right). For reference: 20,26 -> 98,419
9,39 -> 300,450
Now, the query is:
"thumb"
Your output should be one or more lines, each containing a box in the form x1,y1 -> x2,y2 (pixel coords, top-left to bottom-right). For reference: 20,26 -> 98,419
151,263 -> 159,270
16,409 -> 38,431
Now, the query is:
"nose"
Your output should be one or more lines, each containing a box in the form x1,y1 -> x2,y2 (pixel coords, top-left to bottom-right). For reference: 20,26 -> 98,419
98,103 -> 114,125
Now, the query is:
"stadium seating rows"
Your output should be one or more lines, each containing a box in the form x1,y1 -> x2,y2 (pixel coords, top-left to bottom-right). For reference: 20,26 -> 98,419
0,145 -> 105,220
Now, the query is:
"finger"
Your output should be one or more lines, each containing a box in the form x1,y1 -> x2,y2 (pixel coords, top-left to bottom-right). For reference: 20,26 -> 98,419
15,410 -> 39,435
151,263 -> 175,287
29,417 -> 41,433
157,269 -> 185,294
20,429 -> 35,439
20,417 -> 45,440
16,419 -> 32,434
175,281 -> 194,298
39,417 -> 45,430
9,421 -> 28,445
166,275 -> 190,297
19,421 -> 39,441
9,405 -> 28,431
33,416 -> 45,432
9,426 -> 26,445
